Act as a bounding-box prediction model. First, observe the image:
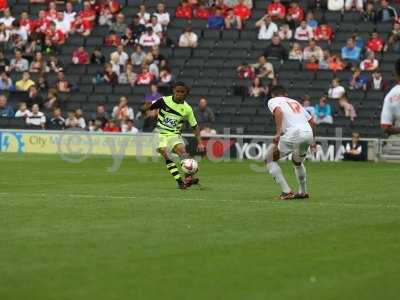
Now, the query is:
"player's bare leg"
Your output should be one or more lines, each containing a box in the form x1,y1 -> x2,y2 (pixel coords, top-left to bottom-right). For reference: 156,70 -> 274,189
265,144 -> 294,200
173,143 -> 199,187
158,147 -> 187,189
292,154 -> 309,199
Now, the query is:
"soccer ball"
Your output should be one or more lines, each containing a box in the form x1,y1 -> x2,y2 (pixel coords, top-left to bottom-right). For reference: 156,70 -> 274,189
181,158 -> 199,175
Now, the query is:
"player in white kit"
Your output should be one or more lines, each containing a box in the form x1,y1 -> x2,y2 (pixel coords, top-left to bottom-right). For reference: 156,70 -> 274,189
266,85 -> 316,200
381,59 -> 400,135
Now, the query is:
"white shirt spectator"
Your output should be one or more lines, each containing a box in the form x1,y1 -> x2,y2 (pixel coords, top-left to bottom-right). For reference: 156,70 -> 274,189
111,51 -> 129,66
15,109 -> 32,118
55,19 -> 71,34
294,25 -> 314,41
121,124 -> 139,133
10,58 -> 29,72
328,0 -> 344,11
256,18 -> 278,40
303,45 -> 324,61
0,16 -> 15,28
11,27 -> 28,41
153,12 -> 170,26
77,117 -> 86,129
360,58 -> 379,71
179,32 -> 198,48
146,22 -> 163,35
328,85 -> 346,99
26,111 -> 46,126
112,106 -> 135,120
138,12 -> 150,25
139,32 -> 160,47
64,11 -> 76,24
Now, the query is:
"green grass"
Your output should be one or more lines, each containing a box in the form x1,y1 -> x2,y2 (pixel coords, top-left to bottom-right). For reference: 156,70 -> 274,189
1,153 -> 400,300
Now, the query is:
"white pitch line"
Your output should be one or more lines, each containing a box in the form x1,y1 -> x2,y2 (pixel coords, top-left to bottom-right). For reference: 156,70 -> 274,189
0,192 -> 400,209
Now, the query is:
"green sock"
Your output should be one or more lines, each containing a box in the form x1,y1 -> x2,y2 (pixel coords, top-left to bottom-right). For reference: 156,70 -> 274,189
165,159 -> 183,184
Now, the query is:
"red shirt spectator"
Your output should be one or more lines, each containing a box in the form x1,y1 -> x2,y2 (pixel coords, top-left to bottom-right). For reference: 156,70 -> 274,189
104,33 -> 121,46
268,0 -> 286,20
45,23 -> 66,45
287,3 -> 304,22
103,120 -> 121,132
194,5 -> 210,19
315,24 -> 333,41
0,0 -> 8,11
175,1 -> 192,19
234,1 -> 251,20
46,2 -> 58,21
79,1 -> 96,31
136,67 -> 155,85
366,32 -> 384,52
72,47 -> 89,64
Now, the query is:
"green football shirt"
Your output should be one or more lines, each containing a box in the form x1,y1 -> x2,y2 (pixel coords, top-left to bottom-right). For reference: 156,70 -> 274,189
150,95 -> 198,135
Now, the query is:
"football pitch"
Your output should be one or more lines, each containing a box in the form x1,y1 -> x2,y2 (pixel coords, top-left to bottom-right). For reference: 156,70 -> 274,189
1,153 -> 400,300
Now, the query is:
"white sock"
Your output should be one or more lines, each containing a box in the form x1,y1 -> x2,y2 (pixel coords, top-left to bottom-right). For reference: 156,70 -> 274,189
266,162 -> 291,193
294,164 -> 307,194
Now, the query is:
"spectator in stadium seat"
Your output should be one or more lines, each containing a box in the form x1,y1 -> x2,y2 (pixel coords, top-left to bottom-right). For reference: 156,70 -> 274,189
339,95 -> 357,121
294,20 -> 314,41
90,47 -> 105,65
10,20 -> 28,42
0,72 -> 13,91
200,126 -> 217,136
43,88 -> 59,111
137,4 -> 151,25
65,110 -> 80,129
256,15 -> 278,40
327,0 -> 344,11
306,11 -> 318,29
103,119 -> 121,132
55,71 -> 71,93
175,0 -> 193,19
0,51 -> 9,73
225,8 -> 241,30
16,72 -> 35,91
63,2 -> 76,24
303,39 -> 323,61
72,46 -> 90,65
0,94 -> 13,117
386,22 -> 400,52
121,119 -> 139,133
130,15 -> 146,42
0,0 -> 8,11
302,96 -> 316,121
88,120 -> 103,132
366,32 -> 384,53
249,77 -> 267,98
26,104 -> 46,128
0,8 -> 14,29
208,8 -> 225,29
349,67 -> 368,90
277,23 -> 293,40
315,22 -> 333,42
135,65 -> 155,85
111,97 -> 135,122
29,52 -> 49,73
27,86 -> 43,108
360,51 -> 379,71
305,55 -> 319,71
99,5 -> 114,26
345,0 -> 363,12
147,16 -> 163,36
105,31 -> 122,47
225,0 -> 253,8
328,54 -> 345,71
15,102 -> 31,118
111,45 -> 129,68
0,23 -> 9,43
289,42 -> 303,61
375,0 -> 397,23
252,55 -> 274,79
315,96 -> 333,124
159,67 -> 172,84
131,45 -> 146,66
48,107 -> 65,130
362,2 -> 376,22
9,50 -> 28,72
37,76 -> 49,93
268,0 -> 286,21
233,0 -> 251,25
237,62 -> 255,79
92,104 -> 109,127
264,35 -> 288,60
75,108 -> 87,129
366,70 -> 388,91
194,4 -> 210,19
154,3 -> 170,27
145,84 -> 162,102
109,13 -> 127,35
319,50 -> 331,69
179,26 -> 198,48
341,38 -> 362,65
328,78 -> 346,99
121,28 -> 136,47
194,97 -> 215,129
54,12 -> 71,35
48,56 -> 64,73
139,27 -> 160,47
74,1 -> 96,36
287,1 -> 304,23
344,132 -> 365,161
118,63 -> 137,86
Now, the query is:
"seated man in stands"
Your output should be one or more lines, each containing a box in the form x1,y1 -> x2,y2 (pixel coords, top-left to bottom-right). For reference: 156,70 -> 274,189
341,38 -> 362,67
194,98 -> 215,130
315,96 -> 333,124
175,0 -> 193,19
0,94 -> 14,117
344,133 -> 365,161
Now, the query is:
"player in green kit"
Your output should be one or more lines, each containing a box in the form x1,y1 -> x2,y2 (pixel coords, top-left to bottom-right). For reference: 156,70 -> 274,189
144,82 -> 205,189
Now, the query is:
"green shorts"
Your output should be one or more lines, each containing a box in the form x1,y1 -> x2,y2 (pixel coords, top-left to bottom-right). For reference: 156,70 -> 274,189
157,133 -> 185,150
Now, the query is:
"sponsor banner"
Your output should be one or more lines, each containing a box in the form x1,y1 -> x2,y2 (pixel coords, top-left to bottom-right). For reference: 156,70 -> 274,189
0,130 -> 157,157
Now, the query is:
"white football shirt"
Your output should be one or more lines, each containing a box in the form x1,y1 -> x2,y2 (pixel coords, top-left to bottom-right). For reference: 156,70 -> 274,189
268,96 -> 313,136
381,84 -> 400,127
